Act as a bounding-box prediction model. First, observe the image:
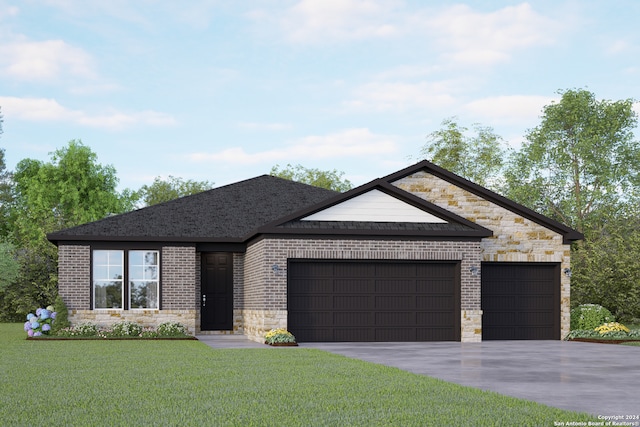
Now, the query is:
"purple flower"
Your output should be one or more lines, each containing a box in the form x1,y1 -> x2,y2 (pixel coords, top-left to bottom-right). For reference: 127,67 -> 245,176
33,331 -> 42,337
42,324 -> 51,332
36,308 -> 43,316
51,312 -> 57,320
24,322 -> 32,331
27,313 -> 34,321
27,329 -> 34,337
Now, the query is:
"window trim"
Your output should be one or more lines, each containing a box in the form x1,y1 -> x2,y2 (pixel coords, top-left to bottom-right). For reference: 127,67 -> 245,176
91,246 -> 162,310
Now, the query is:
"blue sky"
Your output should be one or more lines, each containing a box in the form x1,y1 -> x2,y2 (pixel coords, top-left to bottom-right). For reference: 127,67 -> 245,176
1,1 -> 639,191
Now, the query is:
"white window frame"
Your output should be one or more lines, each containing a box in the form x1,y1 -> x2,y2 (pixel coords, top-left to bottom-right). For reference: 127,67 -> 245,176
128,250 -> 160,310
92,250 -> 125,310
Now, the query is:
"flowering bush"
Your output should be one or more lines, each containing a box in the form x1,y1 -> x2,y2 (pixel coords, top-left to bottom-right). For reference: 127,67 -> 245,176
51,321 -> 190,338
570,304 -> 615,330
24,305 -> 57,337
264,328 -> 296,344
595,322 -> 630,335
56,322 -> 100,337
157,321 -> 187,337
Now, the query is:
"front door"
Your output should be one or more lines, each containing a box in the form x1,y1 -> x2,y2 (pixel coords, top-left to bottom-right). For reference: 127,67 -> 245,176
201,252 -> 234,330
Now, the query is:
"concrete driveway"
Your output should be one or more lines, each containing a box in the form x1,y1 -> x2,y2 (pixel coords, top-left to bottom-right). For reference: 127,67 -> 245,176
300,341 -> 639,417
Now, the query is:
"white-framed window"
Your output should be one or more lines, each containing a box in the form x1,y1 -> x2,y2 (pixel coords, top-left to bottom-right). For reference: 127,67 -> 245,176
93,250 -> 124,309
92,249 -> 160,310
129,250 -> 159,309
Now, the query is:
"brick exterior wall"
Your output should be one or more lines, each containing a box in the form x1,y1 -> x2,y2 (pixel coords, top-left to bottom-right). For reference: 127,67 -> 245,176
393,171 -> 572,338
242,238 -> 482,342
57,244 -> 198,334
58,245 -> 91,310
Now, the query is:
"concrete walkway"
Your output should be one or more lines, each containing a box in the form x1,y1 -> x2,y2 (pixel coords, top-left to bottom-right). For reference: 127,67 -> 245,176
197,336 -> 639,417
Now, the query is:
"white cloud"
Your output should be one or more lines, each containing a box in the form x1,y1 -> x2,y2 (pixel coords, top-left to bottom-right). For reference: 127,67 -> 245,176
237,122 -> 293,131
464,95 -> 557,124
189,128 -> 397,165
424,3 -> 561,66
0,96 -> 177,130
344,81 -> 457,112
249,0 -> 402,44
0,39 -> 96,81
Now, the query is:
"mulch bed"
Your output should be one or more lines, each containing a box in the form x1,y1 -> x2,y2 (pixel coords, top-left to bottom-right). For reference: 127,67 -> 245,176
567,338 -> 640,344
26,336 -> 198,341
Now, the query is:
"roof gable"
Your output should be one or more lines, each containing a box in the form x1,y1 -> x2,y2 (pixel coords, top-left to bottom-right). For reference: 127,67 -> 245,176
382,160 -> 583,243
301,189 -> 447,223
259,179 -> 492,239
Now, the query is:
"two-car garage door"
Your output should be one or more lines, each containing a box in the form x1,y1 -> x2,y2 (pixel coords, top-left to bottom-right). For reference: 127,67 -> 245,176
287,260 -> 460,342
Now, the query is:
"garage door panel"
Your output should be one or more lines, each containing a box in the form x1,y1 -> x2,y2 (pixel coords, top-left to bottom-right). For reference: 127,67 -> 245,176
416,280 -> 455,294
334,279 -> 374,293
375,311 -> 416,326
333,295 -> 371,310
334,311 -> 371,326
416,295 -> 454,310
375,295 -> 416,310
289,311 -> 332,326
482,263 -> 560,340
292,279 -> 333,293
288,260 -> 460,342
375,280 -> 415,293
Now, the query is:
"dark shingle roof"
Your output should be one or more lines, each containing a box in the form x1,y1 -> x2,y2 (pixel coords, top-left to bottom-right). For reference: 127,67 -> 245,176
47,175 -> 338,243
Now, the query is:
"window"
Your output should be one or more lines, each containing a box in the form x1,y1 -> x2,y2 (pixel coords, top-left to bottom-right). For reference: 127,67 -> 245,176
92,250 -> 160,310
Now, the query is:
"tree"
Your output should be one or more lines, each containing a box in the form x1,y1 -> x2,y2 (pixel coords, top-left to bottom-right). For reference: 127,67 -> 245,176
138,175 -> 214,207
571,214 -> 640,322
1,140 -> 137,320
270,164 -> 353,192
504,89 -> 640,234
419,117 -> 507,189
10,140 -> 137,245
0,148 -> 12,237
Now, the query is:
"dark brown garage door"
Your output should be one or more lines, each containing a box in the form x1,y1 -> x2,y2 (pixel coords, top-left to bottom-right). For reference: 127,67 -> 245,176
481,263 -> 560,340
288,260 -> 460,342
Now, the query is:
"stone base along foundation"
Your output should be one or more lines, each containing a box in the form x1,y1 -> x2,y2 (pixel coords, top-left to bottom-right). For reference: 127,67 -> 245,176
68,309 -> 197,336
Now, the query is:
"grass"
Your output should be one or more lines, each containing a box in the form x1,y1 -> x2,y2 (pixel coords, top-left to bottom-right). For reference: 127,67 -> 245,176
1,324 -> 597,426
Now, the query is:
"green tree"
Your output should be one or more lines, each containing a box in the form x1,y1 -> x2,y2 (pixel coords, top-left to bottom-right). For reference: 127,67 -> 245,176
571,214 -> 640,322
0,148 -> 12,237
419,117 -> 507,189
10,140 -> 137,245
0,241 -> 19,291
504,89 -> 639,234
2,140 -> 136,320
138,175 -> 214,207
270,164 -> 353,192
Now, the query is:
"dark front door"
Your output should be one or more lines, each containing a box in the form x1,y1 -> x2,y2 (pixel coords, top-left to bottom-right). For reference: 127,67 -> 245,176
201,252 -> 234,330
288,260 -> 460,342
481,263 -> 560,340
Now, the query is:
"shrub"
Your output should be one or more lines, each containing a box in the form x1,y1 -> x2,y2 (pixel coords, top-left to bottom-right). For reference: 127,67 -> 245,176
570,304 -> 615,330
51,294 -> 70,333
264,328 -> 296,344
57,322 -> 100,337
156,321 -> 187,337
24,305 -> 57,337
109,321 -> 143,337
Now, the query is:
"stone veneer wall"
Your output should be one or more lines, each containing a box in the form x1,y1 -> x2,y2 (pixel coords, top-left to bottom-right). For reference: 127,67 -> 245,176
393,171 -> 572,338
58,244 -> 198,335
242,238 -> 482,342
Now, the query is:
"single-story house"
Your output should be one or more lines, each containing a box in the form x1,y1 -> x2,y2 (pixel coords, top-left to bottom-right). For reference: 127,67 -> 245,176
48,160 -> 582,342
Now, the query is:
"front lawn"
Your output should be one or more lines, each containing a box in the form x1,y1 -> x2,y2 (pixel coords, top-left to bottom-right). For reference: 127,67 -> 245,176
1,324 -> 596,426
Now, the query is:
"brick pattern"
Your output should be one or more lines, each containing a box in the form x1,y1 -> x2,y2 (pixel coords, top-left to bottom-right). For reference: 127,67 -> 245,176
161,246 -> 197,310
242,238 -> 482,341
58,245 -> 91,310
394,171 -> 572,338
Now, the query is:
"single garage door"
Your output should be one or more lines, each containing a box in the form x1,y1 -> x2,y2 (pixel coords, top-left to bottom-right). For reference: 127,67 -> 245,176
481,263 -> 560,340
288,260 -> 460,342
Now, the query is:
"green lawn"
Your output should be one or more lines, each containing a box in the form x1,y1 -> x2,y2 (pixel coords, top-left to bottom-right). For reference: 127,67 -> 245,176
1,324 -> 596,426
